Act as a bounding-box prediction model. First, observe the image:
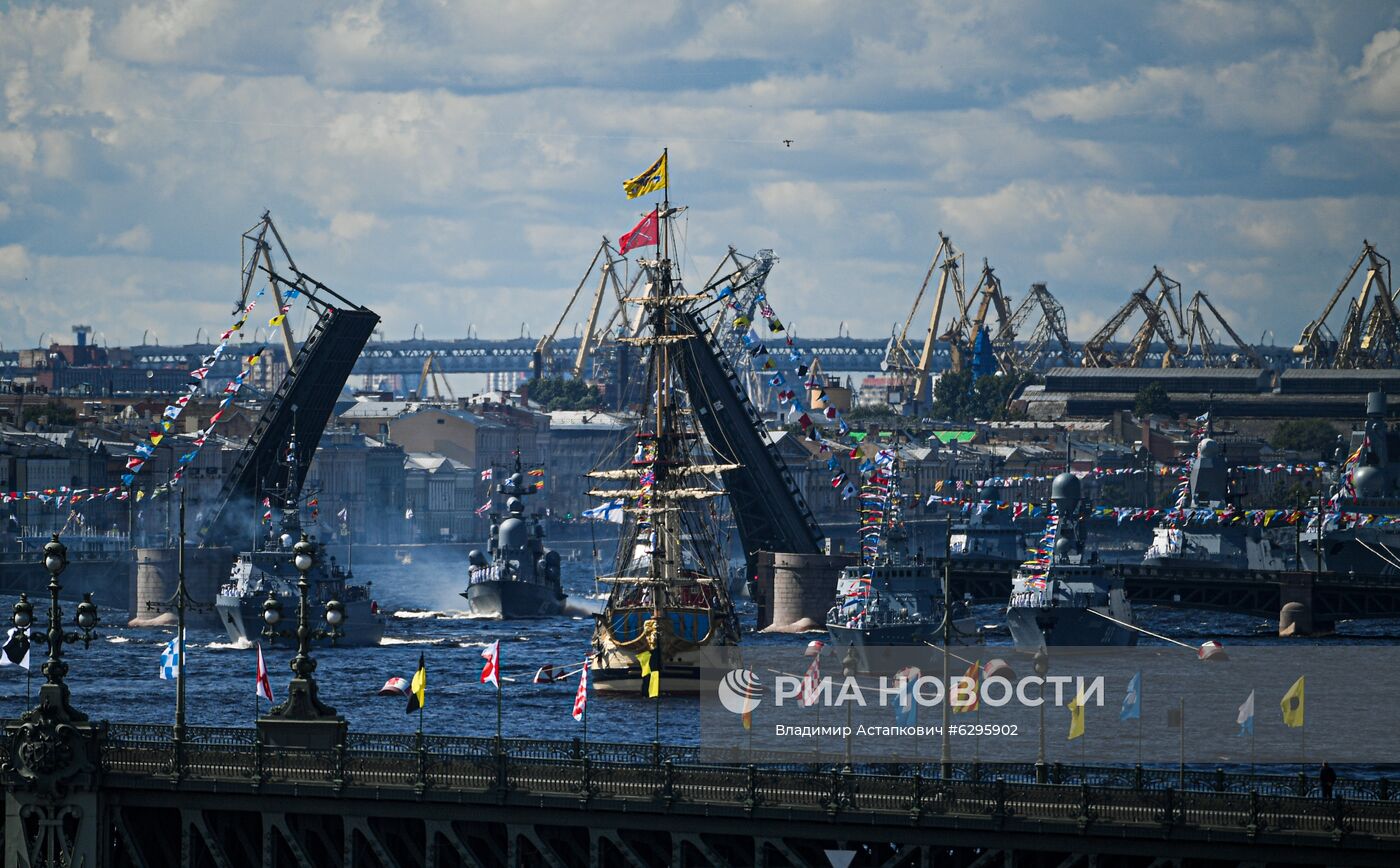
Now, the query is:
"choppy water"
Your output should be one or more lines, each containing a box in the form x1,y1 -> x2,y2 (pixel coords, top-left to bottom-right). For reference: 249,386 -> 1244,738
5,558 -> 1400,755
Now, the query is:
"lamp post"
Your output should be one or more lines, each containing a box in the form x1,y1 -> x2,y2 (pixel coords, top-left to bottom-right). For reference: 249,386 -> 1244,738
940,516 -> 953,780
258,534 -> 346,747
11,534 -> 101,723
1034,649 -> 1049,784
842,646 -> 857,772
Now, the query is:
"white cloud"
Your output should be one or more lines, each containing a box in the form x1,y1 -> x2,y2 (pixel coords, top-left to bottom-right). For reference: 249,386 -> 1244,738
0,1 -> 1398,356
0,244 -> 30,278
99,225 -> 152,253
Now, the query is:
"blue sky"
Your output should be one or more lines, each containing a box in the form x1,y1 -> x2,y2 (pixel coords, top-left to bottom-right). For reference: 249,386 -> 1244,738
1,1 -> 1399,353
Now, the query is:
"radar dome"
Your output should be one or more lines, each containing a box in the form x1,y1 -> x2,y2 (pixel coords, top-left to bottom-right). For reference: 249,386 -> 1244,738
1353,465 -> 1385,499
468,549 -> 488,567
1197,438 -> 1220,458
498,517 -> 527,550
1054,537 -> 1074,559
1050,472 -> 1081,506
506,497 -> 524,515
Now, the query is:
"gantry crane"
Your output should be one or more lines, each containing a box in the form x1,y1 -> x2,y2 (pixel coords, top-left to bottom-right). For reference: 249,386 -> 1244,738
1293,243 -> 1383,367
883,233 -> 966,403
1298,242 -> 1400,369
994,282 -> 1073,373
414,351 -> 454,401
532,239 -> 633,381
1081,267 -> 1186,368
1182,291 -> 1265,368
944,258 -> 1014,373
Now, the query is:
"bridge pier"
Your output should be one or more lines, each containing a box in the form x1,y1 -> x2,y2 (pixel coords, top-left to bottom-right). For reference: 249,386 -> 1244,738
1279,575 -> 1334,637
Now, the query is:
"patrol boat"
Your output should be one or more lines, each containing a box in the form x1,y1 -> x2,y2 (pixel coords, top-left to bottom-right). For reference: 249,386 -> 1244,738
826,448 -> 979,658
587,179 -> 741,693
215,429 -> 384,646
1301,390 -> 1400,576
462,457 -> 565,618
1006,470 -> 1136,651
1143,418 -> 1286,570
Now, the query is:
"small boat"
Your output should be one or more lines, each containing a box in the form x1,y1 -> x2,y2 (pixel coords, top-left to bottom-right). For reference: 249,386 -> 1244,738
461,456 -> 565,618
1005,470 -> 1136,651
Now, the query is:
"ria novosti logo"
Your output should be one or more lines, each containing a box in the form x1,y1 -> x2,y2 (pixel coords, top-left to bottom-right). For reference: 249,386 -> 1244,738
716,669 -> 763,715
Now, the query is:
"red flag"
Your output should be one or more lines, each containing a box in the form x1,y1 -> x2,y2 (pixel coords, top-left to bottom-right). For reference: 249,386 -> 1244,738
256,643 -> 274,701
481,640 -> 500,687
572,658 -> 589,721
619,208 -> 659,254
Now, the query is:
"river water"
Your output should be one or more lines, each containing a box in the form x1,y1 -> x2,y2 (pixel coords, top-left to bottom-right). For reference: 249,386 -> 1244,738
4,558 -> 1399,757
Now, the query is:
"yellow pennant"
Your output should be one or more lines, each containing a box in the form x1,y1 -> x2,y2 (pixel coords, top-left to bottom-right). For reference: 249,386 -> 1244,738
1281,676 -> 1304,728
622,152 -> 667,200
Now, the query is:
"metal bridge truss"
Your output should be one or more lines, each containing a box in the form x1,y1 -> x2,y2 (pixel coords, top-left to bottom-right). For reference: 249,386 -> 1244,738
84,728 -> 1400,868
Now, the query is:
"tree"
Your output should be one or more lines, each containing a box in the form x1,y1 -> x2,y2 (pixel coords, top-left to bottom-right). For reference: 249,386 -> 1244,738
524,377 -> 601,411
930,369 -> 1034,423
1133,383 -> 1173,417
1270,419 -> 1341,458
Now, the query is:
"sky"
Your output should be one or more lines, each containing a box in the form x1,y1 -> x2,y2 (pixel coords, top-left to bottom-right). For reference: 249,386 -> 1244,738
2,0 -> 1400,354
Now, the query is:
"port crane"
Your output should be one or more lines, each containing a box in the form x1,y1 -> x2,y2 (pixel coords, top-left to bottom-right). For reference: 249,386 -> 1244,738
883,232 -> 966,404
945,258 -> 1015,373
1182,291 -> 1265,368
1293,242 -> 1394,366
1293,242 -> 1398,369
532,239 -> 635,382
413,351 -> 454,401
1081,267 -> 1186,368
994,282 -> 1073,373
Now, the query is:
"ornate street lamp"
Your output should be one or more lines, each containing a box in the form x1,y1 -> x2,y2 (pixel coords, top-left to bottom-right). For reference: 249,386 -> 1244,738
9,535 -> 102,723
258,534 -> 346,745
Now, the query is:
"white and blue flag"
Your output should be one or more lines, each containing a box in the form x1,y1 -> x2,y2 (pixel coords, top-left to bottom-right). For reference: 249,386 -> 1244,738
1120,671 -> 1141,721
582,498 -> 625,524
1237,689 -> 1255,736
159,633 -> 182,681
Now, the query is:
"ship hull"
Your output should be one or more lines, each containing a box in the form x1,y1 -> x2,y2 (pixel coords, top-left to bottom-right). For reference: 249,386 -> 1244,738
462,580 -> 565,619
827,618 -> 981,673
215,594 -> 385,647
1006,606 -> 1137,651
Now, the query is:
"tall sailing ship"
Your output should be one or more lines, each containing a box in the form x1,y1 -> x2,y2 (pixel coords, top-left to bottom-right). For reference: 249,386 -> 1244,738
588,160 -> 742,693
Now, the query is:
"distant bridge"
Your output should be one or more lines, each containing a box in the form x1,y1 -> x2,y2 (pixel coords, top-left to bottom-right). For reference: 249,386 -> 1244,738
0,336 -> 1302,381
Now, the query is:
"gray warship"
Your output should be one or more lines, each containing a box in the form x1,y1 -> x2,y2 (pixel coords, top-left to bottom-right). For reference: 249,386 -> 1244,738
1301,390 -> 1400,576
462,458 -> 565,618
214,428 -> 385,647
1006,470 -> 1137,651
1143,424 -> 1286,570
827,450 -> 980,669
949,482 -> 1029,563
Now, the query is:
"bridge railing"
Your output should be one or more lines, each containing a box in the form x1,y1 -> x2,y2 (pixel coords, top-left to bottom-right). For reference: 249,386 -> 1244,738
102,723 -> 1399,824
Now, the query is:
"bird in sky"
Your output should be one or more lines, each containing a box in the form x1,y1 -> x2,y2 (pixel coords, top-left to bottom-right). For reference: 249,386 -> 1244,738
782,139 -> 793,147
